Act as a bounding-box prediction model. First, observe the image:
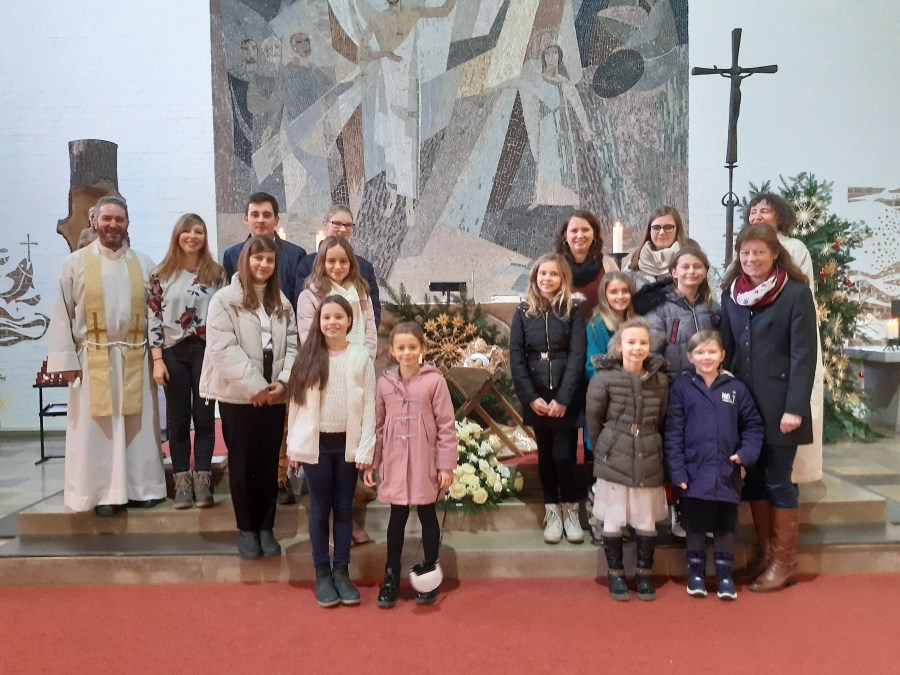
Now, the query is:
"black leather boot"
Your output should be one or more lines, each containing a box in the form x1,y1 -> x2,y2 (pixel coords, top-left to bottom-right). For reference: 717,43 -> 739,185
635,534 -> 657,601
377,565 -> 400,609
603,535 -> 630,601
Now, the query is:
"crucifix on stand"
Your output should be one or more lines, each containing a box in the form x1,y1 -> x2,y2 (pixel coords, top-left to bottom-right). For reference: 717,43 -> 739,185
692,28 -> 777,264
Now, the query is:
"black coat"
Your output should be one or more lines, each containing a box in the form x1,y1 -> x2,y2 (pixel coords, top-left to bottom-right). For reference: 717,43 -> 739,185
509,301 -> 586,429
719,279 -> 817,446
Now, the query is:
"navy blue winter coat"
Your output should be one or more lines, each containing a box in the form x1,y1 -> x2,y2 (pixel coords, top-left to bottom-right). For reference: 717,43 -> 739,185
664,371 -> 764,504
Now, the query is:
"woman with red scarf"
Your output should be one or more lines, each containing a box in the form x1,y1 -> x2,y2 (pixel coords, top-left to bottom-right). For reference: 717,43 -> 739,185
719,224 -> 817,592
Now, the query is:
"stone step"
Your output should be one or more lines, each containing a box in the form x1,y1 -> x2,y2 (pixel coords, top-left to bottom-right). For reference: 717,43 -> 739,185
514,464 -> 887,526
15,493 -> 550,537
1,523 -> 899,586
19,470 -> 887,538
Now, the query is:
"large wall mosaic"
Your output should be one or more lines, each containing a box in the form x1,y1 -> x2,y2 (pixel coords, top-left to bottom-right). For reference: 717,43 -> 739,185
210,0 -> 689,297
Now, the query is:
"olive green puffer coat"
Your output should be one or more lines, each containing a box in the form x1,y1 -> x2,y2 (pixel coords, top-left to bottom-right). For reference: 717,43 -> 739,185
585,354 -> 669,488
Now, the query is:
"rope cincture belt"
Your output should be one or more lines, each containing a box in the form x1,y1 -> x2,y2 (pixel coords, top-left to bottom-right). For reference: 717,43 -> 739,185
83,248 -> 147,417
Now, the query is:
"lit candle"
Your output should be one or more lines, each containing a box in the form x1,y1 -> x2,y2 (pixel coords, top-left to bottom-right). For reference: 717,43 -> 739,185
888,319 -> 899,340
315,230 -> 325,250
612,221 -> 624,254
276,226 -> 287,241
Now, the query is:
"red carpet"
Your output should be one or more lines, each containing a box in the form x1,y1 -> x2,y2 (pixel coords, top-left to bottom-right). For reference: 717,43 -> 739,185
1,575 -> 897,674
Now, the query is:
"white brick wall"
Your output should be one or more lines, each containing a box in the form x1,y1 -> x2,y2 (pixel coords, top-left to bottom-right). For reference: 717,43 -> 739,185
0,1 -> 216,430
0,0 -> 897,430
689,0 -> 900,273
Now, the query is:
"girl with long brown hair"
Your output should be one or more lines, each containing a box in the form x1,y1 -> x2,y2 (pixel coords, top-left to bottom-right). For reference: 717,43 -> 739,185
286,295 -> 376,608
199,235 -> 297,560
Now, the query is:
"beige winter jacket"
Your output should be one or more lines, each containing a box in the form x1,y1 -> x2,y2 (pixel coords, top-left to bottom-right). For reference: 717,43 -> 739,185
199,276 -> 297,404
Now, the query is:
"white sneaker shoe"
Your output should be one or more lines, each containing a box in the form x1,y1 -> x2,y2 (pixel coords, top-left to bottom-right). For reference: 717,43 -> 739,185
670,506 -> 686,540
543,504 -> 563,544
562,502 -> 585,543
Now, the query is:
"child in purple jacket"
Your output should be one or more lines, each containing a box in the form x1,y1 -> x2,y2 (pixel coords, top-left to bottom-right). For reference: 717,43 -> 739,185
665,330 -> 764,600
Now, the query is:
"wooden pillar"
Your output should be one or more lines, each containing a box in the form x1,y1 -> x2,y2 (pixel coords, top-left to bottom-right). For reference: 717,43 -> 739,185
56,139 -> 120,252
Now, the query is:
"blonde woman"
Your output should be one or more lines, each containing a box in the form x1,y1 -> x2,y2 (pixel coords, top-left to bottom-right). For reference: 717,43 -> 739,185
148,214 -> 225,508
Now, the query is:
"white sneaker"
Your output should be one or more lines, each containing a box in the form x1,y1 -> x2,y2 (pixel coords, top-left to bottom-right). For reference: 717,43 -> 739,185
543,504 -> 563,544
670,507 -> 686,540
562,503 -> 585,543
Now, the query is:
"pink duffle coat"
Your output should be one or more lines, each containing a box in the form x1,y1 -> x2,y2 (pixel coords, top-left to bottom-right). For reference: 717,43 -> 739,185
374,365 -> 458,505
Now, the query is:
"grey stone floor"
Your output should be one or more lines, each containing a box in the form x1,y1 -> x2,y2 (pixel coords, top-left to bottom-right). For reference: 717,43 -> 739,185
0,432 -> 65,536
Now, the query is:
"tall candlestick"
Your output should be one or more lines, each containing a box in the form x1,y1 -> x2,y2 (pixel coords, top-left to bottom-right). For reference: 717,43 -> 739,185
888,319 -> 899,340
612,221 -> 624,254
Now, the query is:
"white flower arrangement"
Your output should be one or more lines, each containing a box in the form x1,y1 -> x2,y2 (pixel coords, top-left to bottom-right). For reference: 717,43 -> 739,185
444,418 -> 522,511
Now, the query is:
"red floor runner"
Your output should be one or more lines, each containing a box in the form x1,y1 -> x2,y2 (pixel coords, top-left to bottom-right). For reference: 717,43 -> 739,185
1,575 -> 897,673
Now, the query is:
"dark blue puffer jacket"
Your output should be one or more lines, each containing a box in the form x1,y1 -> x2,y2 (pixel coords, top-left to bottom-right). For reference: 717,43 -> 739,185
664,371 -> 764,504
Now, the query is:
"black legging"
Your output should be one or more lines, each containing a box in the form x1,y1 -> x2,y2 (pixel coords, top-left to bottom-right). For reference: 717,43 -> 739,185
534,426 -> 579,503
386,503 -> 440,568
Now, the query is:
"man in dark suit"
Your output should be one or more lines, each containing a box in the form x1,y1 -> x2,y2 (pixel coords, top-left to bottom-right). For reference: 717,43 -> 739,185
222,191 -> 306,311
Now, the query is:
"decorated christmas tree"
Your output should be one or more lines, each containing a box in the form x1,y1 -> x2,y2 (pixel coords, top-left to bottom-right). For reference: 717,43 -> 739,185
744,173 -> 874,441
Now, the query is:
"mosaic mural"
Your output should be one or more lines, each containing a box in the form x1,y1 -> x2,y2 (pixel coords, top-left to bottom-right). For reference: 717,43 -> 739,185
0,236 -> 49,347
210,0 -> 689,298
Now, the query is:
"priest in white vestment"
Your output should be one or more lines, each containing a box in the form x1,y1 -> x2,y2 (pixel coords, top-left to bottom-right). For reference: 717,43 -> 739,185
46,196 -> 166,515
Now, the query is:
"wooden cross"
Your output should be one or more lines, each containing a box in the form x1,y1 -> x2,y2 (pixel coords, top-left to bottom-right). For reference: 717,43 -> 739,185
20,234 -> 37,263
692,28 -> 777,264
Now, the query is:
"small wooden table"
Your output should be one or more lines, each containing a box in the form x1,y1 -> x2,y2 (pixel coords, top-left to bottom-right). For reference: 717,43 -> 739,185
444,366 -> 534,456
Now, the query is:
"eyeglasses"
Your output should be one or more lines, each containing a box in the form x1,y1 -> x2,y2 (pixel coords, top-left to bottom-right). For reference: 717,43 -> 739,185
650,224 -> 677,233
328,220 -> 354,232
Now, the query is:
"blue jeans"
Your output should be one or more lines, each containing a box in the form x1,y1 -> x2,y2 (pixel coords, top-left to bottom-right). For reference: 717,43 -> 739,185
162,336 -> 215,473
742,443 -> 799,508
302,433 -> 358,567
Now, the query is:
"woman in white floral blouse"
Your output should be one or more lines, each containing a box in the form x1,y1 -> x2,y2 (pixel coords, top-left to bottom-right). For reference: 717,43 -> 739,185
149,214 -> 226,508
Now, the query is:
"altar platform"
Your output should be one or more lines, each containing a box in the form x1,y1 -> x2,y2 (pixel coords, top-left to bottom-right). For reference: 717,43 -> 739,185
1,430 -> 899,586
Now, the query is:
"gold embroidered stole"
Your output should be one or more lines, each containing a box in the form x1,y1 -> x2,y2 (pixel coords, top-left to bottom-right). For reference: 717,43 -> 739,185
83,247 -> 147,417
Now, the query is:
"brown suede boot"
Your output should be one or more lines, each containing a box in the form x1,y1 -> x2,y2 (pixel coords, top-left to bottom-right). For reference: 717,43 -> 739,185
750,507 -> 799,592
735,500 -> 771,584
